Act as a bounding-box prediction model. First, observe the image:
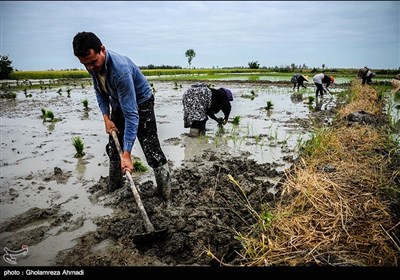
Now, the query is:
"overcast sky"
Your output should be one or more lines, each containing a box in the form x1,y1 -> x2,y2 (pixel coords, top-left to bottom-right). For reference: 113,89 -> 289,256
1,1 -> 399,70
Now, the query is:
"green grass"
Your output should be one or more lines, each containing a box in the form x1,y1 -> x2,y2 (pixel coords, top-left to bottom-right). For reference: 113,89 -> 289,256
10,68 -> 396,81
10,70 -> 90,80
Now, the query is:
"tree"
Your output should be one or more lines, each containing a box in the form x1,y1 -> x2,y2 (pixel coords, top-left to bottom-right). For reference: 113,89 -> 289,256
185,49 -> 196,68
0,55 -> 14,79
248,61 -> 260,69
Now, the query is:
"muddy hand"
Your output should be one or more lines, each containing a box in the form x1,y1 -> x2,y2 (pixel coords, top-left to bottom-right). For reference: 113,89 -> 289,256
216,117 -> 225,125
121,155 -> 133,174
105,119 -> 118,135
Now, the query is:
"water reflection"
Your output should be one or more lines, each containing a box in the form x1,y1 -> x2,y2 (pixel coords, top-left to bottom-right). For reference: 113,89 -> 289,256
76,157 -> 87,179
182,132 -> 231,162
290,93 -> 304,104
47,122 -> 55,132
183,135 -> 209,161
82,111 -> 89,120
314,98 -> 323,111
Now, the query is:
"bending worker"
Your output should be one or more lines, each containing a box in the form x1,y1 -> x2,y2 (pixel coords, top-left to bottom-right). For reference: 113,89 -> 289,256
183,83 -> 233,137
72,31 -> 171,201
312,73 -> 334,98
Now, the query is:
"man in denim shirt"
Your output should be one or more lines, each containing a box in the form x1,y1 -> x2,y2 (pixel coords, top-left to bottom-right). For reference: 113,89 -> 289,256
72,32 -> 171,201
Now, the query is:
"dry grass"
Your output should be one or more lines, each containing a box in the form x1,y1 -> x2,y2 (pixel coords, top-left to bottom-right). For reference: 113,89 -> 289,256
392,79 -> 400,95
339,80 -> 383,117
237,81 -> 399,266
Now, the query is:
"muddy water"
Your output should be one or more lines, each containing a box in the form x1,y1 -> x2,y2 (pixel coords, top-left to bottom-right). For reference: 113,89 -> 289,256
0,80 -> 339,265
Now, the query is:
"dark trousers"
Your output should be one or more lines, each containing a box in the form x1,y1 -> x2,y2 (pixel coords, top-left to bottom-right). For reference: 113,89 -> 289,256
191,120 -> 206,132
315,83 -> 324,97
107,96 -> 167,169
293,82 -> 306,91
362,77 -> 372,85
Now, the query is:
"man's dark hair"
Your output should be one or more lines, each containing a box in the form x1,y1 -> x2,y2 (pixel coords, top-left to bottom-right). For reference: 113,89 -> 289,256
73,31 -> 102,57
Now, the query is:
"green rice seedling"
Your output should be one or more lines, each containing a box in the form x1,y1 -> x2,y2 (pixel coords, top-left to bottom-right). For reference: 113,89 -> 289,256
195,134 -> 208,144
273,128 -> 278,140
231,134 -> 243,148
237,137 -> 244,149
72,136 -> 85,157
267,128 -> 279,146
82,99 -> 89,110
230,125 -> 237,135
265,100 -> 274,110
232,116 -> 240,125
45,110 -> 54,122
246,123 -> 253,135
281,132 -> 292,145
133,160 -> 148,173
212,135 -> 220,147
57,88 -> 62,95
229,134 -> 236,146
216,124 -> 225,136
308,96 -> 315,104
260,137 -> 265,148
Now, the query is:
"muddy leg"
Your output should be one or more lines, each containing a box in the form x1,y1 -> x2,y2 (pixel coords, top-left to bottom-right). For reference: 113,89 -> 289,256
154,164 -> 172,203
106,143 -> 123,193
190,120 -> 206,137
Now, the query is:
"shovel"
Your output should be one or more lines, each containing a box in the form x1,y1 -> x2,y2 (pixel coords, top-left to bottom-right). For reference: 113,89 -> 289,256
111,130 -> 167,243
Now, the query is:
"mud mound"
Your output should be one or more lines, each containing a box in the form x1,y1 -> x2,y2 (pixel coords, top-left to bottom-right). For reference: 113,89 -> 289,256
56,150 -> 285,266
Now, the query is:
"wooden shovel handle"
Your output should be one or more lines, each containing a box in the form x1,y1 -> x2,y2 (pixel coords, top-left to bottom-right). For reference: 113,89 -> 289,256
110,130 -> 124,159
110,130 -> 155,233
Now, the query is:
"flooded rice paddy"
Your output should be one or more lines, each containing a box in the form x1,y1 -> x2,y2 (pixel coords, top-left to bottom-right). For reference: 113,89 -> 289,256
0,80 -> 343,265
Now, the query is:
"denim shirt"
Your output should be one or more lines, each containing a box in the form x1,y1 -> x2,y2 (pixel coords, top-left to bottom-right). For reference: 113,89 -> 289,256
88,50 -> 153,152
